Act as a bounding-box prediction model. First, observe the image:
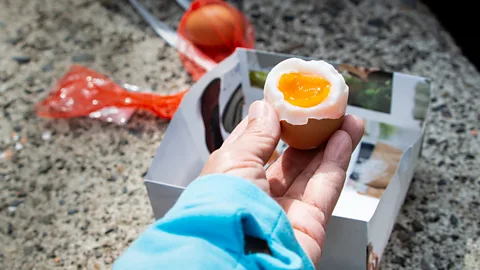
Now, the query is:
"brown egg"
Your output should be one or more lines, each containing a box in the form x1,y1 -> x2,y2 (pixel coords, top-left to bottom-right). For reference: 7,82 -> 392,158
280,116 -> 345,150
263,58 -> 350,151
182,4 -> 245,48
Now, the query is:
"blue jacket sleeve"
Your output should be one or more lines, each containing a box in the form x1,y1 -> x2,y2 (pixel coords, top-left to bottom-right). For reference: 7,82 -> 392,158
113,174 -> 314,270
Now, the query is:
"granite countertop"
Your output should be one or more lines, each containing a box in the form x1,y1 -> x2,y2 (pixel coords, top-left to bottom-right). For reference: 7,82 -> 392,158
0,0 -> 479,269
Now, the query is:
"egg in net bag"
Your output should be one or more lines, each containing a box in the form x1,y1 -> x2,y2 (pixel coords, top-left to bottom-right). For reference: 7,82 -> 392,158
177,0 -> 255,81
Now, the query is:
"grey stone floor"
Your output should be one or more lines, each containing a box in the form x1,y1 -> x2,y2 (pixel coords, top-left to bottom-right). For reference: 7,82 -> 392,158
0,0 -> 479,269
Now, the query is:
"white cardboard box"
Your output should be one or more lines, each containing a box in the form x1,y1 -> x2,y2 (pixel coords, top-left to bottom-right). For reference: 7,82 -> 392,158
144,48 -> 431,269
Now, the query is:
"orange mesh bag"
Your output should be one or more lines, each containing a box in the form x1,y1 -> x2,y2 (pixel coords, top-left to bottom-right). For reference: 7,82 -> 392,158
177,0 -> 255,81
35,65 -> 187,122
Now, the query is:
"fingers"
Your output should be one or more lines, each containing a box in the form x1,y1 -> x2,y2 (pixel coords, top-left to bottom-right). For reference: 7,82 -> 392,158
276,198 -> 325,250
222,116 -> 248,146
266,147 -> 320,197
270,115 -> 364,197
276,198 -> 324,264
282,149 -> 325,199
277,197 -> 328,265
232,100 -> 281,165
201,100 -> 281,188
294,230 -> 322,266
301,130 -> 354,225
340,114 -> 364,150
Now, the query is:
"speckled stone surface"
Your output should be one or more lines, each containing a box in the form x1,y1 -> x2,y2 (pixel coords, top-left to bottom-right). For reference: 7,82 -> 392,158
0,0 -> 479,269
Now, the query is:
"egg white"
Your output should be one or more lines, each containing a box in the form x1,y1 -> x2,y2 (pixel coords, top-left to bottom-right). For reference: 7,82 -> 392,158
264,58 -> 349,125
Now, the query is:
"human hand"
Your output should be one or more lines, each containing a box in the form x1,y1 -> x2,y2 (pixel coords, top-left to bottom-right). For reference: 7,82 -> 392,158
200,100 -> 364,265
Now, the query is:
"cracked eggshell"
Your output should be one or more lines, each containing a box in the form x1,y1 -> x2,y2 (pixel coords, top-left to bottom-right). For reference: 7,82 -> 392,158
264,58 -> 349,150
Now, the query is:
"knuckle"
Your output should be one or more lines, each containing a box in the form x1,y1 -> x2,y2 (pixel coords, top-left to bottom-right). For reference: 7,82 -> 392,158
209,149 -> 234,165
307,202 -> 328,228
206,148 -> 264,173
245,118 -> 275,140
328,164 -> 347,184
228,158 -> 264,172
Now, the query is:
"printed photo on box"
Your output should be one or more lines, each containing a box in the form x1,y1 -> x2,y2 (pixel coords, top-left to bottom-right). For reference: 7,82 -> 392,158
337,64 -> 393,114
344,118 -> 420,200
367,243 -> 380,270
413,79 -> 431,122
221,83 -> 244,133
200,77 -> 223,153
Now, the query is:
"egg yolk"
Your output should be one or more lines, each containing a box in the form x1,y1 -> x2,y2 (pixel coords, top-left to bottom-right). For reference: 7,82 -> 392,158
277,72 -> 331,108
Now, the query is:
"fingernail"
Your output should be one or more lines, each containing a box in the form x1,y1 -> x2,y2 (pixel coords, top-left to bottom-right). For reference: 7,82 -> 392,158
248,100 -> 269,121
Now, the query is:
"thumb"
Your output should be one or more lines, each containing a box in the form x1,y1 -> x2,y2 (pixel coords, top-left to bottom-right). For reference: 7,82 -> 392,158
234,100 -> 281,165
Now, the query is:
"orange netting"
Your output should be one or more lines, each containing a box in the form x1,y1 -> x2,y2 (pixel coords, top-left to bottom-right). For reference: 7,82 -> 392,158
177,0 -> 255,81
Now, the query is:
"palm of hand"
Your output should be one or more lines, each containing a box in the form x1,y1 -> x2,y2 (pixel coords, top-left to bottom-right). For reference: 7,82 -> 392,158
201,101 -> 364,266
266,140 -> 355,264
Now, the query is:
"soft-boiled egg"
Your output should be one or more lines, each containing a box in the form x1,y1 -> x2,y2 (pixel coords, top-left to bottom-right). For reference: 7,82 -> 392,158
264,58 -> 349,150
